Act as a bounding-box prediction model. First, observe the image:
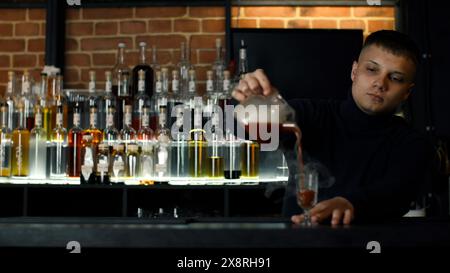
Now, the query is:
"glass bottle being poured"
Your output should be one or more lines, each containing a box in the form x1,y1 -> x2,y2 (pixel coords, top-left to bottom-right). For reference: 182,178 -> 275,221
234,91 -> 304,174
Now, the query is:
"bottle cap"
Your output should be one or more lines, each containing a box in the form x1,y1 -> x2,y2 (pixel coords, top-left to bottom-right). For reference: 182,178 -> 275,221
139,42 -> 147,47
118,42 -> 126,48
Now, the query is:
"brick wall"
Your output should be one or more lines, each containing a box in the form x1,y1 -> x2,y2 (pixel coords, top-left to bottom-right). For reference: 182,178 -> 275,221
0,6 -> 395,94
0,8 -> 46,94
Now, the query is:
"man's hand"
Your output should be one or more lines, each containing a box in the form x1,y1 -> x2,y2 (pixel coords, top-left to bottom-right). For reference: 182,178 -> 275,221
291,197 -> 355,226
231,69 -> 275,102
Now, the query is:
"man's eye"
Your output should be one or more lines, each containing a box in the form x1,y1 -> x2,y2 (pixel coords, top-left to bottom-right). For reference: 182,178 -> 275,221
391,76 -> 404,83
366,67 -> 376,72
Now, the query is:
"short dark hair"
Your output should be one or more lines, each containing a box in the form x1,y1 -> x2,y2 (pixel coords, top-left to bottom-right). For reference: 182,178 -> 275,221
362,30 -> 420,67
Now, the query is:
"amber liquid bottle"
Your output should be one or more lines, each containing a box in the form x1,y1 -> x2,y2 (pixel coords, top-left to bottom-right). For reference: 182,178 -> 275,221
11,106 -> 30,177
68,103 -> 83,177
83,106 -> 103,148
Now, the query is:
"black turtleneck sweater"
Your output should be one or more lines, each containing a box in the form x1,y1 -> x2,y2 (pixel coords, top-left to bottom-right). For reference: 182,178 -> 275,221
282,96 -> 433,223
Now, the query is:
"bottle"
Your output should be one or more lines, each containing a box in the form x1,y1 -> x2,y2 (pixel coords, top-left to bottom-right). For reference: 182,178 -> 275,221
213,38 -> 225,94
126,143 -> 140,178
68,103 -> 83,177
38,73 -> 52,141
111,143 -> 126,183
151,70 -> 163,132
50,105 -> 68,178
85,71 -> 99,128
137,106 -> 154,142
96,142 -> 111,185
206,110 -> 224,181
0,106 -> 12,177
150,45 -> 161,77
177,42 -> 192,96
29,105 -> 47,179
83,106 -> 103,149
120,105 -> 136,152
218,70 -> 232,119
103,106 -> 119,150
169,69 -> 183,130
112,42 -> 130,97
189,97 -> 207,179
204,70 -> 215,127
154,105 -> 170,179
20,70 -> 35,131
11,106 -> 30,177
50,74 -> 69,130
117,70 -> 132,131
223,132 -> 242,182
238,39 -> 248,80
132,69 -> 151,131
241,140 -> 260,180
80,134 -> 95,184
170,105 -> 189,180
140,143 -> 154,178
132,42 -> 154,99
99,71 -> 117,131
5,71 -> 18,131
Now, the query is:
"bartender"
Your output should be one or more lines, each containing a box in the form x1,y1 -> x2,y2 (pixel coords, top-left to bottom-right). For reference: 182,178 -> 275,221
232,30 -> 434,226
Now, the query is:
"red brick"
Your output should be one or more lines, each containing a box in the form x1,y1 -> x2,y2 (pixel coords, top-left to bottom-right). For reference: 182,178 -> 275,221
13,54 -> 37,67
83,8 -> 133,19
311,20 -> 337,29
244,7 -> 296,17
0,24 -> 13,36
66,9 -> 81,20
65,38 -> 79,51
28,38 -> 45,52
260,20 -> 285,28
174,19 -> 200,32
198,50 -> 216,64
93,53 -> 116,66
67,22 -> 93,36
95,22 -> 118,35
287,20 -> 310,28
64,68 -> 80,83
148,20 -> 172,33
368,20 -> 395,32
120,21 -> 147,34
155,51 -> 172,65
231,7 -> 241,17
0,39 -> 25,52
66,53 -> 91,67
353,7 -> 395,18
28,9 -> 46,20
0,71 -> 8,84
173,49 -> 197,65
0,85 -> 6,96
202,19 -> 225,33
190,35 -> 225,50
300,7 -> 351,17
340,20 -> 366,30
0,56 -> 10,67
136,35 -> 186,50
136,7 -> 187,18
189,7 -> 224,17
41,23 -> 46,35
81,37 -> 133,51
231,19 -> 257,28
2,9 -> 26,21
15,23 -> 40,36
38,54 -> 45,67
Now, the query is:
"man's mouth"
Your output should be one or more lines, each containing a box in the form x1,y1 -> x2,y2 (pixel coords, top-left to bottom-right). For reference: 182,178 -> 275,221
367,93 -> 384,103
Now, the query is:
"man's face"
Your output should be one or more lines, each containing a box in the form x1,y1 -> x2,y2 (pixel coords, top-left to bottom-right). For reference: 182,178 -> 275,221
351,44 -> 416,115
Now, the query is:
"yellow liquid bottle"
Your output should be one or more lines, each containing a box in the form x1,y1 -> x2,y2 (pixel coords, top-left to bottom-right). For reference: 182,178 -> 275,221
11,106 -> 30,177
0,106 -> 12,177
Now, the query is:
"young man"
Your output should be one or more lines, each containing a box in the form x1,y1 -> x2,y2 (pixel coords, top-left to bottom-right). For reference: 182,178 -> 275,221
232,30 -> 433,226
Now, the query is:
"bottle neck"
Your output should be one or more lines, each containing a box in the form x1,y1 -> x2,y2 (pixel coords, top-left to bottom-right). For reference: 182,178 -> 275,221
140,45 -> 147,64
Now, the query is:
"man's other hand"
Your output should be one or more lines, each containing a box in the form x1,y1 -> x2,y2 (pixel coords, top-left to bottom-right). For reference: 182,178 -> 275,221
291,197 -> 355,226
231,69 -> 274,102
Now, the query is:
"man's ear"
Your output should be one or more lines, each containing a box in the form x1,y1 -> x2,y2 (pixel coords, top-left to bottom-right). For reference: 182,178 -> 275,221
402,83 -> 415,100
351,61 -> 358,82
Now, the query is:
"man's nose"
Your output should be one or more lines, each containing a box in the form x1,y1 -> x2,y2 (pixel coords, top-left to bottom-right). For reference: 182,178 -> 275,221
373,75 -> 388,92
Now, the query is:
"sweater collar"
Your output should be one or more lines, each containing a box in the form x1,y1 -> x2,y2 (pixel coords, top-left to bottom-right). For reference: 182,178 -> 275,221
340,95 -> 394,132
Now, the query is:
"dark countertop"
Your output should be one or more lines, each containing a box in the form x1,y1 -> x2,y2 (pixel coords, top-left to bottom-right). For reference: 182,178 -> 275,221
0,217 -> 449,250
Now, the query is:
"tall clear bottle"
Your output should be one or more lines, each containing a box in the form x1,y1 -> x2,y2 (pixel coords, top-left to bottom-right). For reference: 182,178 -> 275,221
5,71 -> 18,131
132,42 -> 154,99
99,71 -> 117,131
177,42 -> 192,96
113,43 -> 131,130
11,106 -> 29,177
50,74 -> 69,130
50,105 -> 68,178
189,97 -> 207,180
38,73 -> 52,141
68,103 -> 83,177
85,70 -> 99,129
0,106 -> 12,178
20,70 -> 35,131
103,107 -> 119,150
132,69 -> 151,131
212,38 -> 225,94
120,105 -> 136,153
29,106 -> 47,179
155,105 -> 170,179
